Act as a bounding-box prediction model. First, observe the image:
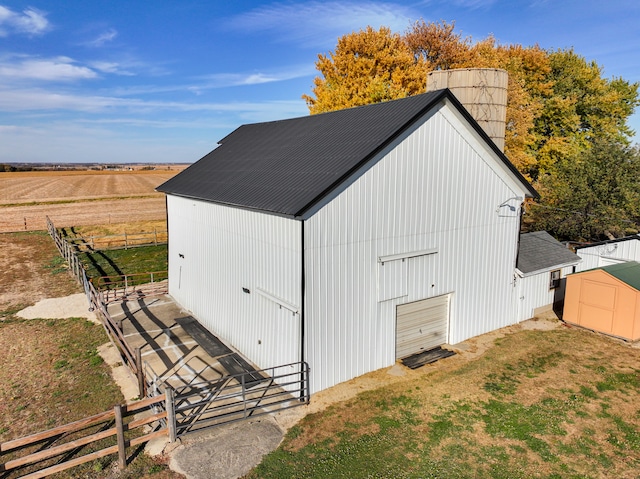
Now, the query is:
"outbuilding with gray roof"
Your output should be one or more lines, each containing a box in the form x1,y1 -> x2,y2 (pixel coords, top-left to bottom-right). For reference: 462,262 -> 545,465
514,231 -> 581,321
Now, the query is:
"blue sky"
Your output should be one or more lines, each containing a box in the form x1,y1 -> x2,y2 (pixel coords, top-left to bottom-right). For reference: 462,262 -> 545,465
1,0 -> 638,164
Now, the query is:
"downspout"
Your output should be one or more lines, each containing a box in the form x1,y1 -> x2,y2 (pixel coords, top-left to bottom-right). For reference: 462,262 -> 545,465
299,218 -> 306,400
514,201 -> 525,270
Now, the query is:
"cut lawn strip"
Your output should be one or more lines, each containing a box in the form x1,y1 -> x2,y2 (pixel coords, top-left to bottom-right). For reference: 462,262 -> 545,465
249,328 -> 640,479
78,244 -> 168,283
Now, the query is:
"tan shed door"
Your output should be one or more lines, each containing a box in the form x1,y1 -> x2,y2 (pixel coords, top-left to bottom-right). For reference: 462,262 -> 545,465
396,294 -> 450,359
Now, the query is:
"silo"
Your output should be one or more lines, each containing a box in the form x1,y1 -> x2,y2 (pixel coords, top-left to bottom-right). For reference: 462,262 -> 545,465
427,68 -> 508,151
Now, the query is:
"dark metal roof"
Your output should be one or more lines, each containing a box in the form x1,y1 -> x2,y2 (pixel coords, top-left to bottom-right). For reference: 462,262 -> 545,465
517,231 -> 580,274
597,261 -> 640,291
158,89 -> 537,218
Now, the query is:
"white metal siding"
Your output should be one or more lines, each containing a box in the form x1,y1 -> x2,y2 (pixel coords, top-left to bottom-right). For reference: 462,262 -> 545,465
377,260 -> 408,301
576,239 -> 640,271
516,265 -> 574,321
166,195 -> 302,373
396,294 -> 450,359
305,101 -> 528,393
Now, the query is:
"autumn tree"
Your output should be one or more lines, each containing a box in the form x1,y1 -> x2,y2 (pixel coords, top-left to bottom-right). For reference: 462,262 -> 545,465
404,20 -> 474,70
302,26 -> 426,113
304,21 -> 640,240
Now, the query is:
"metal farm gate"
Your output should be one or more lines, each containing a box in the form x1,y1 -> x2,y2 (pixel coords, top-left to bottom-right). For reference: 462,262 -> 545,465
146,361 -> 310,438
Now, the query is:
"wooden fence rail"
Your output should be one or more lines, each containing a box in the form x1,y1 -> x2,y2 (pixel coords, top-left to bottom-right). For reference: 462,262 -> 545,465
59,228 -> 168,251
46,216 -> 148,397
0,394 -> 171,479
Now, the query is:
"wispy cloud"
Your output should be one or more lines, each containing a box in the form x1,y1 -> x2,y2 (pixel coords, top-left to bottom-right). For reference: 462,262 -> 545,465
86,28 -> 118,47
0,5 -> 50,37
226,1 -> 418,47
0,56 -> 97,81
109,64 -> 315,96
0,87 -> 307,117
90,61 -> 135,76
196,64 -> 316,88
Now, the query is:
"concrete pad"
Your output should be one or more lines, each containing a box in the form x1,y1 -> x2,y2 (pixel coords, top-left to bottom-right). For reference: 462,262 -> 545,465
108,296 -> 229,391
169,419 -> 283,479
17,293 -> 97,323
387,363 -> 407,377
97,342 -> 140,401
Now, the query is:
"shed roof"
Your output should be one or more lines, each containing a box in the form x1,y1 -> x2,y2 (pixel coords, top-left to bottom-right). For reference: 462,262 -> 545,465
517,231 -> 580,275
598,261 -> 640,291
157,89 -> 537,218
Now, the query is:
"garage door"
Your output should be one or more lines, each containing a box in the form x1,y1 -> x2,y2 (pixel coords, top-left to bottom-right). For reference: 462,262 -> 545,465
396,294 -> 450,359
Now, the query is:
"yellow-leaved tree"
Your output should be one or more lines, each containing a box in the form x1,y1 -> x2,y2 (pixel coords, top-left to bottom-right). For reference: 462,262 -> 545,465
302,26 -> 426,114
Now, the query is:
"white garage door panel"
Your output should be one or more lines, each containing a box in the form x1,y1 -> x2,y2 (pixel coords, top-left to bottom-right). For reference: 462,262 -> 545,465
396,294 -> 450,359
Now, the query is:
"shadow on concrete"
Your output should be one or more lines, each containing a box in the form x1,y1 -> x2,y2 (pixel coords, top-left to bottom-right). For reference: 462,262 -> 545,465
108,296 -> 227,391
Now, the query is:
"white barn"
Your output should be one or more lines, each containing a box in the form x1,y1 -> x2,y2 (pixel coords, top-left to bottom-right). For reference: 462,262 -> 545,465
575,235 -> 640,271
157,90 -> 537,394
515,231 -> 581,321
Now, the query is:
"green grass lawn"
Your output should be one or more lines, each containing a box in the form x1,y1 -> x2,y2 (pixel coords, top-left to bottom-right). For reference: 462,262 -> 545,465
78,244 -> 168,284
248,327 -> 640,479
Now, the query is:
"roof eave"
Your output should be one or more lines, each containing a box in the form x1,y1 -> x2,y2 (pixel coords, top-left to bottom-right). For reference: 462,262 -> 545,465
516,259 -> 582,277
293,90 -> 451,219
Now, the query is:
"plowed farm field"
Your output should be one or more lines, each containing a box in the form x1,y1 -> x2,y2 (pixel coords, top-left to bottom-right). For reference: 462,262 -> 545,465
0,168 -> 185,232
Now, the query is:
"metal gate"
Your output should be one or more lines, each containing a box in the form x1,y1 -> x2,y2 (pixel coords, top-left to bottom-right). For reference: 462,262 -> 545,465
147,361 -> 310,437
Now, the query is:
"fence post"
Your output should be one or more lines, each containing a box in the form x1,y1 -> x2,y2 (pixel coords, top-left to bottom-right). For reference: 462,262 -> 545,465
124,232 -> 128,249
135,348 -> 145,398
154,227 -> 158,246
165,387 -> 177,442
241,374 -> 247,419
114,405 -> 127,469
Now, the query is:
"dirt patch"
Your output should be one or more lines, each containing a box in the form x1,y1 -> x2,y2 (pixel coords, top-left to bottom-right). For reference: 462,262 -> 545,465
0,231 -> 79,313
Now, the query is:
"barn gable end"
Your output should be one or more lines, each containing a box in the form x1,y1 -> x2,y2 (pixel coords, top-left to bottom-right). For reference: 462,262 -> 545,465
304,99 -> 531,392
158,90 -> 536,394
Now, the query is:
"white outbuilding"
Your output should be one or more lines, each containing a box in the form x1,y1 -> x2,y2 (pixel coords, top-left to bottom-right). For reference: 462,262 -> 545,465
575,235 -> 640,271
158,89 -> 537,394
514,231 -> 581,321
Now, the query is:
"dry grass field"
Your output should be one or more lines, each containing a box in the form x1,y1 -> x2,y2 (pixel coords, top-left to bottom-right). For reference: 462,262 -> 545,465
0,168 -> 186,233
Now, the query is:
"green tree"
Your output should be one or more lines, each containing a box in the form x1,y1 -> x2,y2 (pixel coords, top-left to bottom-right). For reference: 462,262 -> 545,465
532,50 -> 639,180
528,140 -> 640,241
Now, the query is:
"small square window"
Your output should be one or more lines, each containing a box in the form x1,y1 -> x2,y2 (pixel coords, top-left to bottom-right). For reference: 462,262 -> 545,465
549,270 -> 561,289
